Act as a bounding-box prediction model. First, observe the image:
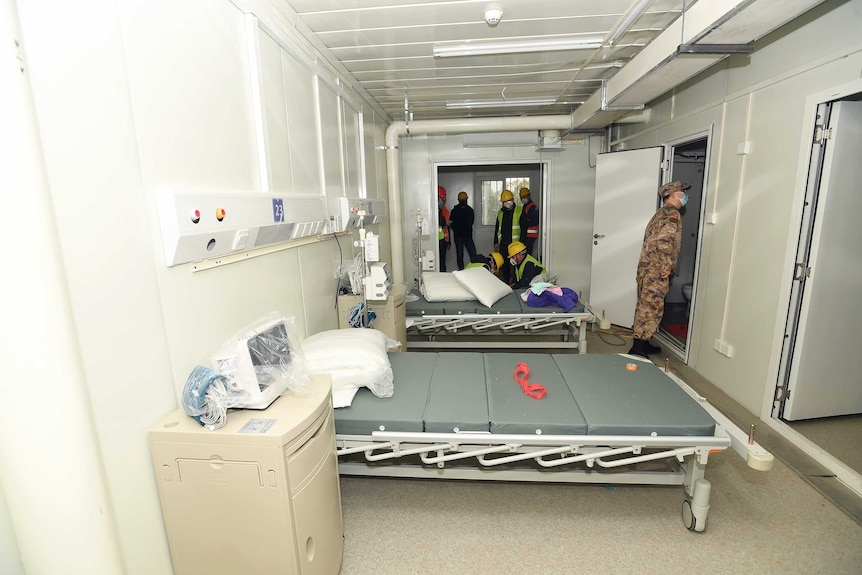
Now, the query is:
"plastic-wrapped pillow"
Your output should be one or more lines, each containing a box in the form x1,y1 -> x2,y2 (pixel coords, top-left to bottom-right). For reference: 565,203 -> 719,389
302,328 -> 398,408
452,267 -> 512,308
420,272 -> 476,302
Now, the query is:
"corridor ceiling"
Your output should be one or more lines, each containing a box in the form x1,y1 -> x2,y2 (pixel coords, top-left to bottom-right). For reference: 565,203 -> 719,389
276,0 -> 827,128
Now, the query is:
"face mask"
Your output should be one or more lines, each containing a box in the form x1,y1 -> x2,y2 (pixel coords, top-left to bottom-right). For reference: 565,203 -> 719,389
503,200 -> 514,209
521,197 -> 529,205
509,257 -> 518,267
679,192 -> 689,207
438,199 -> 444,207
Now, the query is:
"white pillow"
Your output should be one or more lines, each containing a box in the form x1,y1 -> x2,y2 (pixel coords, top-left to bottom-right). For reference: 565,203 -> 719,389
452,267 -> 512,308
419,272 -> 476,302
302,328 -> 396,408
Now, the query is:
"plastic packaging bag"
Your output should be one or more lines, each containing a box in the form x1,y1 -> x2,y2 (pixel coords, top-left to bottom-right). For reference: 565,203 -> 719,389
182,313 -> 312,429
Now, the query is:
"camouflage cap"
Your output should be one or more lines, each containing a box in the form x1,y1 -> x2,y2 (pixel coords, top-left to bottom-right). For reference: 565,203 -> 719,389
658,181 -> 691,198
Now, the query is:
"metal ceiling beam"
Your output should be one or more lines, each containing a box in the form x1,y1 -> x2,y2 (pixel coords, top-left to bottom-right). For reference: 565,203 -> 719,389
571,0 -> 827,126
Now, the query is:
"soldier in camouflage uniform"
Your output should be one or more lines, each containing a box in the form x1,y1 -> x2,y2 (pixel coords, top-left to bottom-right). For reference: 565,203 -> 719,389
629,181 -> 689,357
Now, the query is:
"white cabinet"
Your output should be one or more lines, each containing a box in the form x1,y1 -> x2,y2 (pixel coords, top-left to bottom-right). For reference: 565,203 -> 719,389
338,283 -> 407,351
149,375 -> 342,575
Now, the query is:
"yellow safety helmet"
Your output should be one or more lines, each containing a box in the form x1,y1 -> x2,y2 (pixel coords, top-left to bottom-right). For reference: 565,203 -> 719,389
489,252 -> 504,272
457,191 -> 468,201
519,187 -> 531,199
508,241 -> 527,258
500,189 -> 514,202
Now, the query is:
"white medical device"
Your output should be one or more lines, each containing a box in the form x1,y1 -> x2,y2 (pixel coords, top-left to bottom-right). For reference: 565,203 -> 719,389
364,262 -> 392,300
331,197 -> 387,232
422,250 -> 436,271
364,232 -> 381,262
208,316 -> 300,410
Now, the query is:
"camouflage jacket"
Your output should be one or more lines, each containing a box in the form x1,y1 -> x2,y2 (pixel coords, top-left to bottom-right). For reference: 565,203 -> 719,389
636,204 -> 682,280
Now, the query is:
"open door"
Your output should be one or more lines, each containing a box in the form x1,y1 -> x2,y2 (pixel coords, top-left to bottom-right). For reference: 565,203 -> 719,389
590,147 -> 663,327
781,100 -> 862,420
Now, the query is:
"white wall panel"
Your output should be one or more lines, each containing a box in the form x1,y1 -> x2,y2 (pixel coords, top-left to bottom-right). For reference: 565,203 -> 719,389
342,101 -> 362,196
283,49 -> 322,195
121,0 -> 258,191
319,81 -> 345,198
259,29 -> 293,193
300,239 -> 346,333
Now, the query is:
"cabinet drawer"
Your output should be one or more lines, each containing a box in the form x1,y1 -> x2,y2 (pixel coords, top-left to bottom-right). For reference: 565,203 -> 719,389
287,409 -> 335,489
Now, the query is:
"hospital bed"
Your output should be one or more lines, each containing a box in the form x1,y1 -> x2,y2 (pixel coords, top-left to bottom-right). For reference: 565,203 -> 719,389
406,292 -> 593,352
334,352 -> 773,531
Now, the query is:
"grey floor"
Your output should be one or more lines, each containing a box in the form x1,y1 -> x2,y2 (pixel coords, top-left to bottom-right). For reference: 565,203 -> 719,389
788,414 -> 862,476
337,329 -> 862,574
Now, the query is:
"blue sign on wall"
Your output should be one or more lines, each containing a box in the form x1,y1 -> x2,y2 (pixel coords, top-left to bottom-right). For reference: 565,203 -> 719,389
272,198 -> 284,222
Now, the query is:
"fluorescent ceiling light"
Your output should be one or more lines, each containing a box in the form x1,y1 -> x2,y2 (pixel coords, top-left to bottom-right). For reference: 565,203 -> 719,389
433,37 -> 603,58
605,0 -> 655,47
446,96 -> 559,109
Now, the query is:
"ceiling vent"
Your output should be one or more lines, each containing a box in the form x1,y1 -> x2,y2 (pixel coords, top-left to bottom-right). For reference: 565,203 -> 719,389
537,130 -> 563,151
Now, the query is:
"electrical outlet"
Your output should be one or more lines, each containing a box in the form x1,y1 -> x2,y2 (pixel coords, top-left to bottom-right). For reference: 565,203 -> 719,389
713,339 -> 735,357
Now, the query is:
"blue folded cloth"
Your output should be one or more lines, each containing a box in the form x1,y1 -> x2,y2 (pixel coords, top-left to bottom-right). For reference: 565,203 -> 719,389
524,287 -> 579,312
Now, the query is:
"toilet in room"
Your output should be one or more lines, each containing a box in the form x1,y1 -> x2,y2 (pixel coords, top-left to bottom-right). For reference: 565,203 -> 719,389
682,282 -> 693,316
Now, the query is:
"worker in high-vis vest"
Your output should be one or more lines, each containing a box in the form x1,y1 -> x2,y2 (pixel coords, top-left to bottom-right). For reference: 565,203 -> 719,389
493,189 -> 522,284
508,241 -> 547,289
519,187 -> 539,256
466,252 -> 503,276
437,186 -> 450,271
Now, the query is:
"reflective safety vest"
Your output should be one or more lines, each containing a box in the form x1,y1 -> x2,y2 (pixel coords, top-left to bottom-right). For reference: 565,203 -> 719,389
523,201 -> 539,238
438,206 -> 450,242
465,262 -> 488,271
496,205 -> 522,244
515,254 -> 546,282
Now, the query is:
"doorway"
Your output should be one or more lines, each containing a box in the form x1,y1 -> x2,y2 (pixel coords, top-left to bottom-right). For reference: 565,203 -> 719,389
773,93 -> 862,485
437,163 -> 544,272
657,136 -> 709,359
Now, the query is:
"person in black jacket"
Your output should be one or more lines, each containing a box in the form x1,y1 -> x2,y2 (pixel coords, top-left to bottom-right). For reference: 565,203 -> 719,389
519,187 -> 539,256
448,191 -> 477,270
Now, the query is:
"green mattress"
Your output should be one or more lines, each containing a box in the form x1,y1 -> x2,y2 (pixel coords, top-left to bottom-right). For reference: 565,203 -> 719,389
334,352 -> 716,437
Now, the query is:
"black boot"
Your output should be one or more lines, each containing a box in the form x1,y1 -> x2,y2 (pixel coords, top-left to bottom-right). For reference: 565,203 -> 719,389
643,340 -> 661,355
628,338 -> 649,358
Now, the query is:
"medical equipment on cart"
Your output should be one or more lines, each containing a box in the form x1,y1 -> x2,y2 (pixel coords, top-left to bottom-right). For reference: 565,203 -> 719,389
181,313 -> 311,429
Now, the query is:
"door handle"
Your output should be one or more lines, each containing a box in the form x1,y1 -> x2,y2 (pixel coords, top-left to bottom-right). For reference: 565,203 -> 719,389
593,234 -> 605,239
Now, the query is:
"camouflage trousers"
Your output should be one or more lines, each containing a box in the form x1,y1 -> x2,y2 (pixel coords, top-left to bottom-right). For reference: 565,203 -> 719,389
632,271 -> 669,340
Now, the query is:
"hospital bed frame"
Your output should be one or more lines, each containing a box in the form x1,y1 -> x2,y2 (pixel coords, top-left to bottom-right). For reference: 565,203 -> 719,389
406,294 -> 593,353
334,352 -> 772,532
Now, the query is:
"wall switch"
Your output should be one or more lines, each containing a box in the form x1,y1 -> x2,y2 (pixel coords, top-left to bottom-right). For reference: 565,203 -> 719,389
737,141 -> 751,155
707,212 -> 718,225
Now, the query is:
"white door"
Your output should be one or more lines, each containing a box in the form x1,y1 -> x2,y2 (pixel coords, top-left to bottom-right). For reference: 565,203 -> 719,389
590,147 -> 663,327
783,100 -> 862,420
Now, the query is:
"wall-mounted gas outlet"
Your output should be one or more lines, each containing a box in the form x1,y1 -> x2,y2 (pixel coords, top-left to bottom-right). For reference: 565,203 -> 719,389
156,187 -> 327,267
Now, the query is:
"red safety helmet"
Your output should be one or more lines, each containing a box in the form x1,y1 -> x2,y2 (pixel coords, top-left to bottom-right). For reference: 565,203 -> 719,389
437,186 -> 447,201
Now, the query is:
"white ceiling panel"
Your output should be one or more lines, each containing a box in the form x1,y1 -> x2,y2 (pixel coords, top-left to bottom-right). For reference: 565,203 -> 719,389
273,0 -> 829,127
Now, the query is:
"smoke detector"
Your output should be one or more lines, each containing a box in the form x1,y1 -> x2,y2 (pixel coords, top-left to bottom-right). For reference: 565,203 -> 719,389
484,7 -> 504,27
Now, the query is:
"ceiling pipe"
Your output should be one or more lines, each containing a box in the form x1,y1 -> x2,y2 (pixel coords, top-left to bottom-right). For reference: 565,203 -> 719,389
385,115 -> 575,283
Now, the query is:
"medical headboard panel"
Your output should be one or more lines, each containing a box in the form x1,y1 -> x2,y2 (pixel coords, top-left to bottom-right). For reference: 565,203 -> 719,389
155,187 -> 328,266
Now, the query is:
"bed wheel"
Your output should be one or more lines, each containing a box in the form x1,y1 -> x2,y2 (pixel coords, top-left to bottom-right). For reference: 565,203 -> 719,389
682,479 -> 709,533
682,499 -> 697,531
